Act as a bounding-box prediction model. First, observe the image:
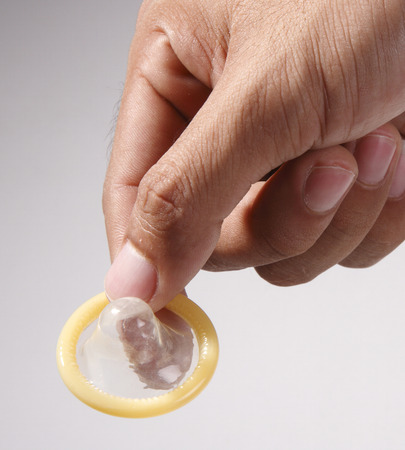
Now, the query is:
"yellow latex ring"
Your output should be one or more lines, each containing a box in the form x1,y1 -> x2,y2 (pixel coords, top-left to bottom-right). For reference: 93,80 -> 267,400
56,292 -> 219,418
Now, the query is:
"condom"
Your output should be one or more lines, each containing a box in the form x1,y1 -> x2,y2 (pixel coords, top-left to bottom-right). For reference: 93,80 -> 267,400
77,297 -> 197,397
56,293 -> 218,418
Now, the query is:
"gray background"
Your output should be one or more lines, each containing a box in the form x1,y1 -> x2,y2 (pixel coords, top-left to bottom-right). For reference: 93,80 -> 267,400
2,1 -> 405,449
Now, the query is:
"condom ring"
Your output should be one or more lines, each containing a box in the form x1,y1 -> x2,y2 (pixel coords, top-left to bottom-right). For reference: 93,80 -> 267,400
56,292 -> 219,418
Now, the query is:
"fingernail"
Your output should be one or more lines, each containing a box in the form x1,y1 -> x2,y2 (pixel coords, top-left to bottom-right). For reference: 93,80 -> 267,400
304,166 -> 355,213
389,141 -> 405,199
104,241 -> 157,302
354,134 -> 397,186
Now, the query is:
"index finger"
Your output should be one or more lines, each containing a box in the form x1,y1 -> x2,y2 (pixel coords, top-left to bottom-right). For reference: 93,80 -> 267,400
103,28 -> 210,259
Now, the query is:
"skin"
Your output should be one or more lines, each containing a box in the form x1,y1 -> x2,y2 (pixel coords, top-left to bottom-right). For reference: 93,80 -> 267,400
103,0 -> 405,311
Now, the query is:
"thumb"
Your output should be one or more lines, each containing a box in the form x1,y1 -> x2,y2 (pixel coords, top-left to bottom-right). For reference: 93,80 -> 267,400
104,74 -> 283,311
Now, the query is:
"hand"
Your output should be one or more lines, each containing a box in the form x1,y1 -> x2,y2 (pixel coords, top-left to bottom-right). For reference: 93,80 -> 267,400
211,124 -> 405,286
103,0 -> 405,310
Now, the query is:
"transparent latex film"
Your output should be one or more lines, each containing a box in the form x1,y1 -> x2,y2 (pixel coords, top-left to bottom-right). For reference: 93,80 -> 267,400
77,297 -> 197,398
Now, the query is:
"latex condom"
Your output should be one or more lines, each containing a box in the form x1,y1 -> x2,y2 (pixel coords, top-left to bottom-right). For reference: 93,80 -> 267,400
56,292 -> 218,418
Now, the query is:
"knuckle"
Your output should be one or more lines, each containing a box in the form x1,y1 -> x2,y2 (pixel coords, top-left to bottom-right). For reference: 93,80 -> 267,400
135,163 -> 191,237
328,213 -> 371,245
340,235 -> 404,269
339,255 -> 379,269
255,261 -> 317,287
102,176 -> 135,216
253,225 -> 314,262
102,176 -> 114,216
254,237 -> 294,262
203,257 -> 228,272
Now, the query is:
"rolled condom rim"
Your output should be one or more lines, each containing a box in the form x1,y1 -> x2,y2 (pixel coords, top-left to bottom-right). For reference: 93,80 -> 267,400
56,292 -> 219,418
